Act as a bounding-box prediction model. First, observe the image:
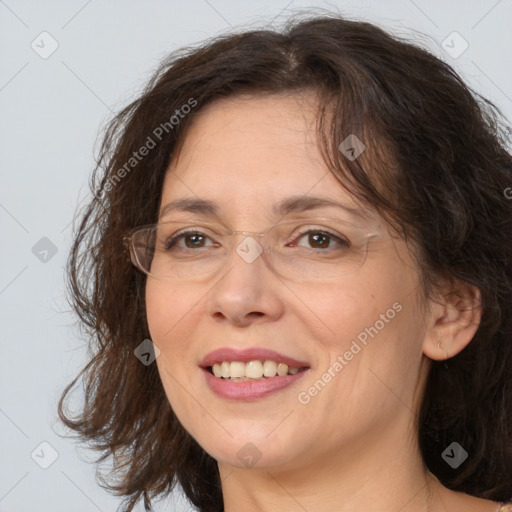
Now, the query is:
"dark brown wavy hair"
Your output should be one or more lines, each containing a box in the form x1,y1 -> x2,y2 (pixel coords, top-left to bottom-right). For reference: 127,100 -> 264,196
58,12 -> 512,512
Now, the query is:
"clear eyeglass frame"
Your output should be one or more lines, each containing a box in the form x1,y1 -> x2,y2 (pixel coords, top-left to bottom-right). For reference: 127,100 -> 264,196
123,217 -> 382,283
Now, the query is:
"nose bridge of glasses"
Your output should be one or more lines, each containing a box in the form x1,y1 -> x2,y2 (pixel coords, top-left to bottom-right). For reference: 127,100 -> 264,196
227,229 -> 270,266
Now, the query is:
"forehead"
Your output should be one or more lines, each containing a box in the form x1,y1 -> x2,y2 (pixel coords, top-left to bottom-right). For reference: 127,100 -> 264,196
159,93 -> 371,223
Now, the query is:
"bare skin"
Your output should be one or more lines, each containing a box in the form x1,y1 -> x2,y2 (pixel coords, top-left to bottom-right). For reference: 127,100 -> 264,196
145,92 -> 502,512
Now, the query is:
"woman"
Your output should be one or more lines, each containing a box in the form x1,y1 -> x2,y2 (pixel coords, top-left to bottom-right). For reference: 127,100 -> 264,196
58,13 -> 512,512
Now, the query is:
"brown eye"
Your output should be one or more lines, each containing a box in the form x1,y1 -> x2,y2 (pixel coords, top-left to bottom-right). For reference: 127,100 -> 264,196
163,231 -> 215,251
308,233 -> 330,248
183,233 -> 207,248
293,229 -> 349,250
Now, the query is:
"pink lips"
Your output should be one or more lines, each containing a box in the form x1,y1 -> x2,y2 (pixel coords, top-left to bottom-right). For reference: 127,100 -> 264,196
200,347 -> 310,401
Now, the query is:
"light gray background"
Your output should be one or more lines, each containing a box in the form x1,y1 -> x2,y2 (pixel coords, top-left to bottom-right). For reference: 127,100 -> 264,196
1,1 -> 511,511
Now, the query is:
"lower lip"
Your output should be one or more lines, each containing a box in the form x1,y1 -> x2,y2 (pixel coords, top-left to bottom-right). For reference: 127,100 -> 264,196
202,368 -> 310,401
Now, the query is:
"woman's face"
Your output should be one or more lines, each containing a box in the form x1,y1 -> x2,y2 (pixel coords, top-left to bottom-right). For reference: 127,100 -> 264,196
146,93 -> 431,472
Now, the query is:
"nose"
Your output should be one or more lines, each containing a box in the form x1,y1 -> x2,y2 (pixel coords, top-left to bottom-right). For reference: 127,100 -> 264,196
205,239 -> 285,327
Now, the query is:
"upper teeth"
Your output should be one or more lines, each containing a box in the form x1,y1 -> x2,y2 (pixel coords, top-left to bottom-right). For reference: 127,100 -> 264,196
211,360 -> 300,379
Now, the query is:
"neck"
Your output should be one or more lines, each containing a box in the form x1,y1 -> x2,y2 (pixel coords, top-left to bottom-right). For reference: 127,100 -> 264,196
219,419 -> 438,512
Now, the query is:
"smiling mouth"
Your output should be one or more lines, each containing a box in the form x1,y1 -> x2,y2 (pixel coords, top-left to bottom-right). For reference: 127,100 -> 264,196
206,360 -> 309,380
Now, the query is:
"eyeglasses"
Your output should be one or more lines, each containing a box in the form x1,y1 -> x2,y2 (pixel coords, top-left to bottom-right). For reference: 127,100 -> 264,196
123,217 -> 382,283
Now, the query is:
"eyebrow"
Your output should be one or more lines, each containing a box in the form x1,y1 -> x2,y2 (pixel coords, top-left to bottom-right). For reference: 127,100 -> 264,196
159,195 -> 369,221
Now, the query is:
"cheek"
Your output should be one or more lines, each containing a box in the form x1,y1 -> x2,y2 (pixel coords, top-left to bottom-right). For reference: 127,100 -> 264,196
146,281 -> 207,434
288,270 -> 406,351
145,280 -> 201,342
297,265 -> 425,398
145,280 -> 203,400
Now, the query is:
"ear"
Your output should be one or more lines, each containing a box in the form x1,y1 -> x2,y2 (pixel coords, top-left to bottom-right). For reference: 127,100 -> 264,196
422,281 -> 482,361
